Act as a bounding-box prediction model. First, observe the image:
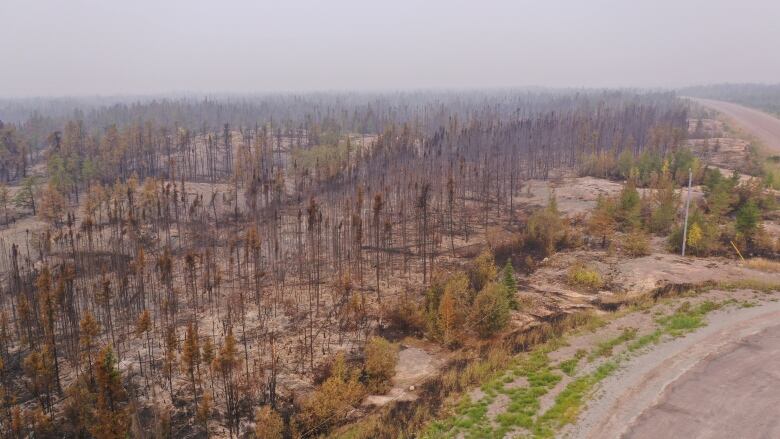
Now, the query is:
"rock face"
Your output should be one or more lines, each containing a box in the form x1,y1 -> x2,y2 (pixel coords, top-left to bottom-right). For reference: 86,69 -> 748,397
516,248 -> 780,322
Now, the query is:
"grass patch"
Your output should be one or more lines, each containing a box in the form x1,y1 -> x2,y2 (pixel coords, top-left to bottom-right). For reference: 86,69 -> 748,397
744,258 -> 780,273
656,301 -> 720,336
418,294 -> 739,439
421,344 -> 564,438
558,358 -> 578,376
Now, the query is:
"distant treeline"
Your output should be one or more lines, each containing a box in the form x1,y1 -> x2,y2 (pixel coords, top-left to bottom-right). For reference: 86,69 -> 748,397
1,89 -> 676,148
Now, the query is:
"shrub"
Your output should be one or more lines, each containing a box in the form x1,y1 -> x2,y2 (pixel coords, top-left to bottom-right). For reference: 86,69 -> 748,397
752,228 -> 778,255
648,169 -> 679,234
385,297 -> 426,335
579,150 -> 618,179
486,227 -> 522,261
363,337 -> 399,393
255,406 -> 285,439
703,168 -> 738,220
425,271 -> 473,344
668,208 -> 721,256
735,200 -> 761,241
468,249 -> 497,291
622,229 -> 651,257
567,265 -> 604,291
616,180 -> 641,230
526,194 -> 567,257
587,195 -> 616,247
295,354 -> 365,435
470,283 -> 510,338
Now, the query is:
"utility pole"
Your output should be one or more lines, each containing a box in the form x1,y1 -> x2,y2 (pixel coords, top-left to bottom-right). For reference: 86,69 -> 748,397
681,168 -> 692,256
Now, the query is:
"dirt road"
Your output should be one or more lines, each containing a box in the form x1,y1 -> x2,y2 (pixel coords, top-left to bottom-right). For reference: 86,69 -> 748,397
567,300 -> 780,439
690,97 -> 780,154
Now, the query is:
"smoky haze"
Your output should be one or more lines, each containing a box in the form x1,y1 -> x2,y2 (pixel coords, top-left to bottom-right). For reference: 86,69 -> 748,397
2,0 -> 779,97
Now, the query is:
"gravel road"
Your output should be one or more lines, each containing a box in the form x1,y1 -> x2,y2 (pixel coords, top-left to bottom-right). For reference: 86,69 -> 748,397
624,321 -> 780,438
690,97 -> 780,154
567,300 -> 780,439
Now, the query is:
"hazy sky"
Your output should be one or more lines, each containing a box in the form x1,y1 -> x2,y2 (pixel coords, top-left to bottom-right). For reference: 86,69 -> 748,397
2,0 -> 779,96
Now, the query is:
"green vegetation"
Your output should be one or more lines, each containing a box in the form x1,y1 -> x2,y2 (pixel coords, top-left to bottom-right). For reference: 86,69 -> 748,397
558,357 -> 579,376
423,344 -> 563,439
13,175 -> 38,215
735,200 -> 760,239
291,137 -> 352,179
501,261 -> 519,310
471,283 -> 511,338
580,146 -> 698,187
585,157 -> 679,256
426,250 -> 513,343
363,336 -> 399,393
626,330 -> 663,352
533,361 -> 618,438
567,264 -> 604,291
656,301 -> 720,336
295,353 -> 365,435
469,249 -> 498,292
667,167 -> 776,256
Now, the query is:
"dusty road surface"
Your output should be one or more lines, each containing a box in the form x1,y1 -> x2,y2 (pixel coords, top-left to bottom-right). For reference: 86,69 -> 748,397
690,97 -> 780,154
568,300 -> 780,439
623,322 -> 780,439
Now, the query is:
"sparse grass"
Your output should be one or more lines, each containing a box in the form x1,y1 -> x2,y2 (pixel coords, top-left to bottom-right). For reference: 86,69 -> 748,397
744,258 -> 780,273
588,328 -> 637,361
718,279 -> 780,293
627,329 -> 663,352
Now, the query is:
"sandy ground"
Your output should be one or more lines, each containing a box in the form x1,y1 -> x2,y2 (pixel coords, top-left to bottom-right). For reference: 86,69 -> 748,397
567,298 -> 780,439
689,97 -> 780,154
363,343 -> 445,406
